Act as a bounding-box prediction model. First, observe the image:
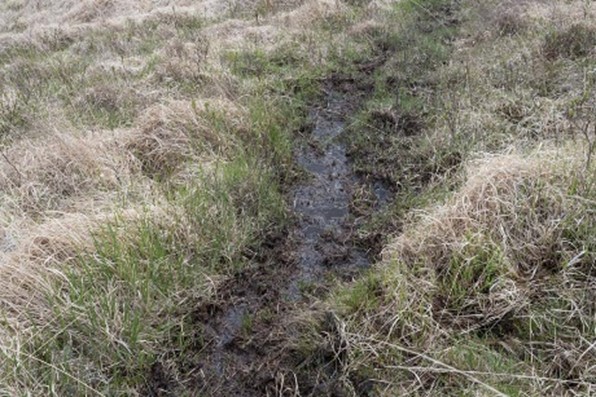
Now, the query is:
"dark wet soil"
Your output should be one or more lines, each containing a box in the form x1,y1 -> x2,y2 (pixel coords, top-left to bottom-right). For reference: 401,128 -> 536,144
287,90 -> 373,299
174,84 -> 391,396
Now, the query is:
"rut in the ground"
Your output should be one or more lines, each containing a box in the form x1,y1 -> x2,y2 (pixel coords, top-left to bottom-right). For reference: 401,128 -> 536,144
185,84 -> 391,397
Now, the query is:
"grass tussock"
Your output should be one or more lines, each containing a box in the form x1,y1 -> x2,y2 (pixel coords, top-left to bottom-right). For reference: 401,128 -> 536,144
126,99 -> 247,178
390,149 -> 594,322
0,132 -> 135,214
303,149 -> 595,396
543,23 -> 596,60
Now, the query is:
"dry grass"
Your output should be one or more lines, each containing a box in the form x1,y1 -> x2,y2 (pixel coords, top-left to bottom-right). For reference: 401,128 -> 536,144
126,98 -> 247,177
0,0 -> 593,394
390,147 -> 592,315
0,214 -> 97,324
319,148 -> 595,396
392,150 -> 579,272
0,131 -> 138,214
0,0 -> 231,34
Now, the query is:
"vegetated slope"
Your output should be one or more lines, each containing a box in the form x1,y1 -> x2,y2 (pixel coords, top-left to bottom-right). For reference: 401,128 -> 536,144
288,0 -> 595,396
0,0 -> 412,394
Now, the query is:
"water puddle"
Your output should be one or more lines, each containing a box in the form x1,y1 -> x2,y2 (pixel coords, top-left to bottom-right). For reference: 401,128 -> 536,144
288,91 -> 372,299
373,180 -> 392,207
217,305 -> 247,347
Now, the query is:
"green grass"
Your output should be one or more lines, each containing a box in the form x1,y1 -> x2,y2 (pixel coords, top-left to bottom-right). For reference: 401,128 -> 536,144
439,235 -> 507,311
13,151 -> 287,394
344,0 -> 461,182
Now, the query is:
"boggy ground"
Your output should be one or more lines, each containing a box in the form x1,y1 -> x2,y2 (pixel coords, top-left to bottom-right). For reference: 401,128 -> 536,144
0,0 -> 594,396
185,77 -> 389,397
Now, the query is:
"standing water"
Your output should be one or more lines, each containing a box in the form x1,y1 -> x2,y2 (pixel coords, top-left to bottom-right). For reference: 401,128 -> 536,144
288,91 -> 371,298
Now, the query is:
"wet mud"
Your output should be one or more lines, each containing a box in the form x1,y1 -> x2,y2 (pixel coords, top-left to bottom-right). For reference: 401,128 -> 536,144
177,85 -> 392,396
288,90 -> 372,299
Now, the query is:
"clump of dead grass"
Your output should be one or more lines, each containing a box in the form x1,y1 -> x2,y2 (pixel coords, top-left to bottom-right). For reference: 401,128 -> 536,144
0,132 -> 136,214
323,148 -> 595,395
543,23 -> 596,60
390,148 -> 589,316
0,213 -> 98,333
63,0 -> 114,24
392,150 -> 577,273
153,37 -> 209,85
126,99 -> 247,178
75,83 -> 142,127
277,0 -> 350,31
494,10 -> 527,37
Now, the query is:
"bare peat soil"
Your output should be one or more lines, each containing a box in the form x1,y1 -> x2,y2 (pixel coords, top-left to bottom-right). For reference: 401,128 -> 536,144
147,77 -> 392,397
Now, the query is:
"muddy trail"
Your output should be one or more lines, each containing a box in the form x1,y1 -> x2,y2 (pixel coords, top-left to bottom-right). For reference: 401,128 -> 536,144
176,82 -> 392,396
